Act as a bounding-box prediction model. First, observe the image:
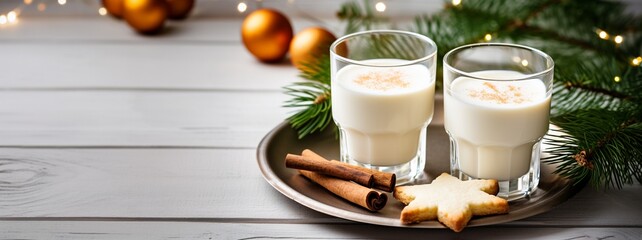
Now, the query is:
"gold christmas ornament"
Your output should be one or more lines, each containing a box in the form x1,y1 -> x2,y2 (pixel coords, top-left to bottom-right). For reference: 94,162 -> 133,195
102,0 -> 124,18
289,27 -> 346,71
123,0 -> 168,35
241,9 -> 293,62
166,0 -> 194,20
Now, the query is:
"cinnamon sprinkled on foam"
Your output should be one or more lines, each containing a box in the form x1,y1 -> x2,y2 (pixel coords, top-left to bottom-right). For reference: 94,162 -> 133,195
468,82 -> 529,104
353,70 -> 409,91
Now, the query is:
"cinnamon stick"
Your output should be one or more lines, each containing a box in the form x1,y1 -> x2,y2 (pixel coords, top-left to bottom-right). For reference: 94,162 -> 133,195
285,153 -> 374,188
301,149 -> 396,192
299,170 -> 387,212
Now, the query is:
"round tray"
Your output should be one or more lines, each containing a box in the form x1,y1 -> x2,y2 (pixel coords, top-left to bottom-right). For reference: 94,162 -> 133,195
257,122 -> 584,228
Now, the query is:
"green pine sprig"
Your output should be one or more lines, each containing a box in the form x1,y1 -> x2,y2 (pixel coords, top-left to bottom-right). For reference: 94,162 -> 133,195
544,109 -> 642,188
551,57 -> 640,116
283,55 -> 333,139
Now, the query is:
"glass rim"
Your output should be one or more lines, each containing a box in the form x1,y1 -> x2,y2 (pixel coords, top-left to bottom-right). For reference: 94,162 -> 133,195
443,43 -> 555,81
330,29 -> 438,67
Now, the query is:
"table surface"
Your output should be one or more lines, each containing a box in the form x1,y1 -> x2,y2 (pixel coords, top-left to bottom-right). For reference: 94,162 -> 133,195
1,1 -> 641,239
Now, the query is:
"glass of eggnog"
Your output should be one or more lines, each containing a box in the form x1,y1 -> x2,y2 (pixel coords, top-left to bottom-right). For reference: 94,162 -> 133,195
443,43 -> 554,201
330,30 -> 438,185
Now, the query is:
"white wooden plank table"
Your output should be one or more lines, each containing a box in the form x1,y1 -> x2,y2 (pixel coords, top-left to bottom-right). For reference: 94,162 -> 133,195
0,1 -> 641,239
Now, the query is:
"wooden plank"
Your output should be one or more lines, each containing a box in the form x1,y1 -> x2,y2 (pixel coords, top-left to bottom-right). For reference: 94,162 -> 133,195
0,221 -> 640,239
0,148 -> 640,227
0,91 -> 289,147
0,43 -> 303,90
526,183 -> 642,227
0,148 -> 329,220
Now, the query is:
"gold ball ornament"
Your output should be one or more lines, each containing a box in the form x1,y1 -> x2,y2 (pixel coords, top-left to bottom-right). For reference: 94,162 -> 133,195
123,0 -> 168,35
103,0 -> 125,18
289,27 -> 347,71
166,0 -> 195,20
241,9 -> 293,63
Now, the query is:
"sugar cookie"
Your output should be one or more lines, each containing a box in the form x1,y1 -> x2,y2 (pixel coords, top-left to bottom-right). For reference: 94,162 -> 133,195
394,173 -> 509,232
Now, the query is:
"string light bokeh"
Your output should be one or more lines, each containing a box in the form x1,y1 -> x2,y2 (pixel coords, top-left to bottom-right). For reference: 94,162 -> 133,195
375,2 -> 386,12
484,33 -> 492,41
237,2 -> 248,13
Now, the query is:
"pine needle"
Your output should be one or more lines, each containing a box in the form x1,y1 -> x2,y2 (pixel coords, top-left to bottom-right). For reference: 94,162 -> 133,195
544,109 -> 642,189
283,55 -> 334,139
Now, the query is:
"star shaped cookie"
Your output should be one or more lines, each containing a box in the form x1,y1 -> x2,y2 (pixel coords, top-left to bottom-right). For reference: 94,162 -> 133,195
394,173 -> 509,232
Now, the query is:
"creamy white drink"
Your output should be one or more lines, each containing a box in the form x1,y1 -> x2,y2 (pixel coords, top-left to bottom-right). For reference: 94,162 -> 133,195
332,59 -> 435,166
445,70 -> 550,181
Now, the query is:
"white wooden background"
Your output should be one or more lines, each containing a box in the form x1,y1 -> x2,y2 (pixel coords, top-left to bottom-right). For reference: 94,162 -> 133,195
0,0 -> 641,239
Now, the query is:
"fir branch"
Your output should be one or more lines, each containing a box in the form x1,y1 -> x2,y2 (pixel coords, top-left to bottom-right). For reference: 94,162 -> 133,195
522,0 -> 640,63
544,109 -> 642,188
283,55 -> 333,139
551,58 -> 642,116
